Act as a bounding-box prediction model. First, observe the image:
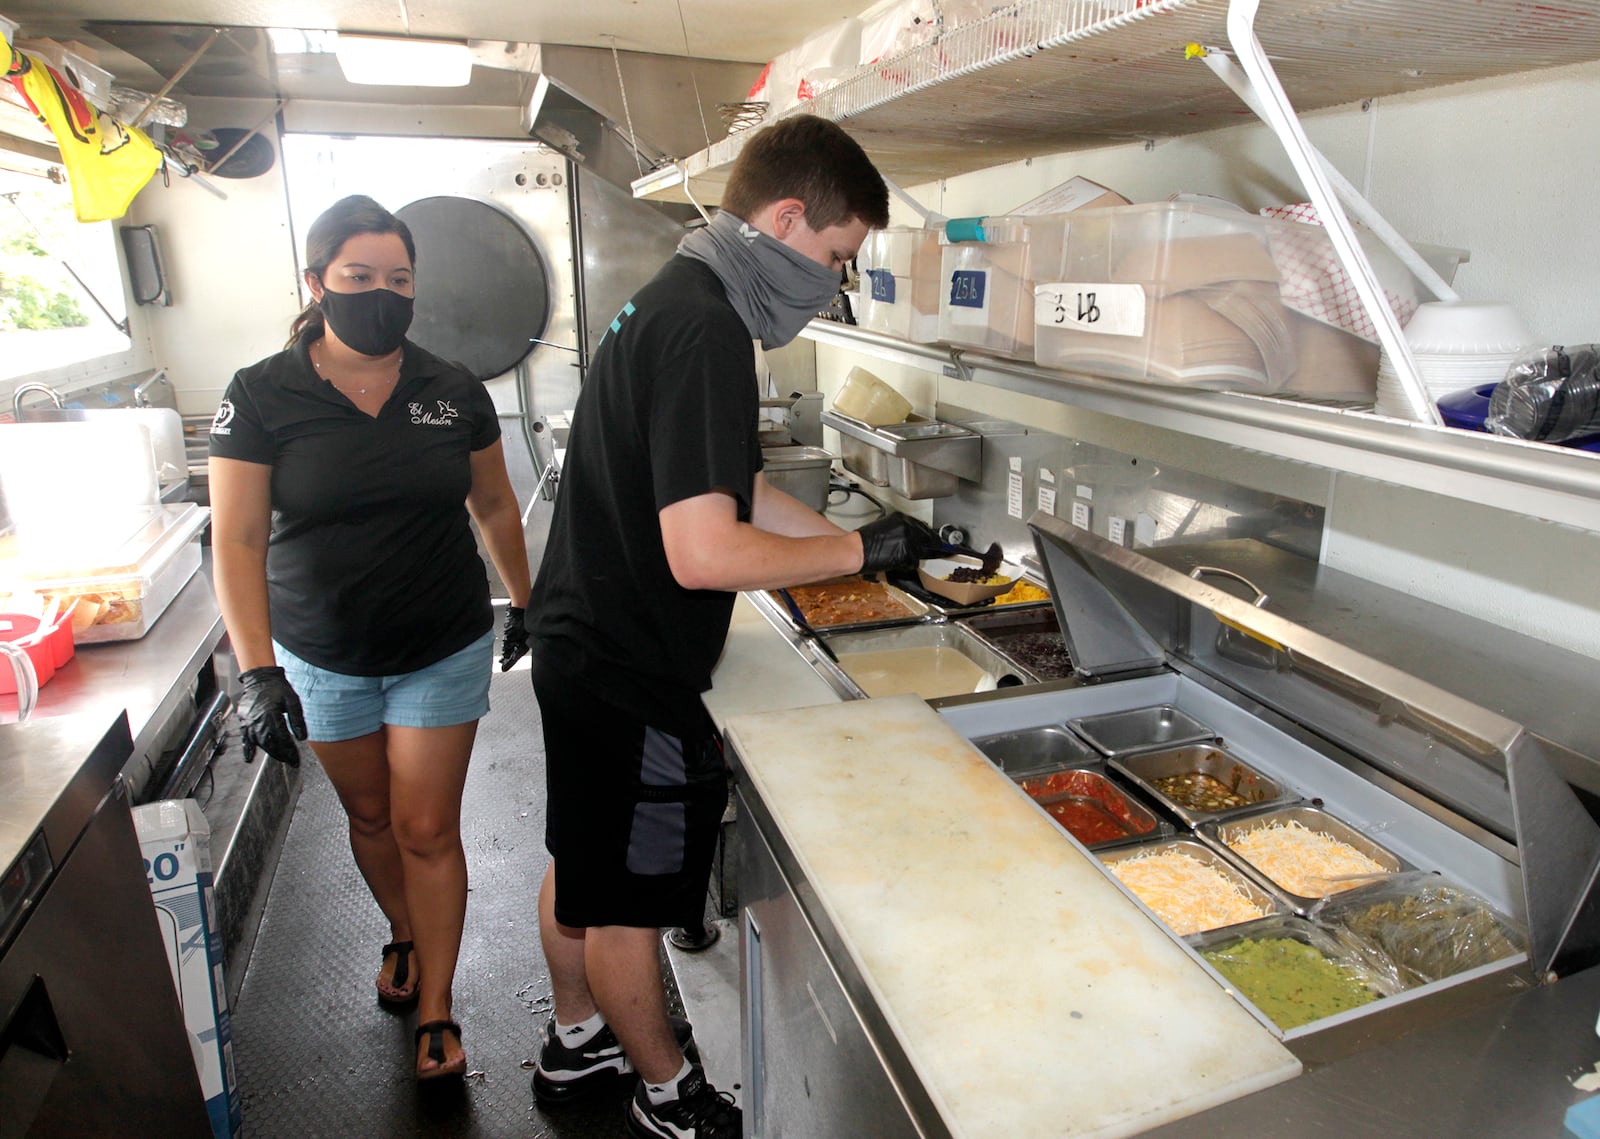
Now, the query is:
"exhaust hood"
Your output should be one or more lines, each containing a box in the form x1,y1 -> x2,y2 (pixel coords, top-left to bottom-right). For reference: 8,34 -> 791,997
520,43 -> 759,218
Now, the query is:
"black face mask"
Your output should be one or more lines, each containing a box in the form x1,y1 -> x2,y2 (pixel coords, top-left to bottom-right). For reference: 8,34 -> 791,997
318,286 -> 414,356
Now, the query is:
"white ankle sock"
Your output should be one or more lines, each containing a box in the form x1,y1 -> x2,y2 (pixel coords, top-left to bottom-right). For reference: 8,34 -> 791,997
553,1010 -> 605,1047
644,1057 -> 694,1104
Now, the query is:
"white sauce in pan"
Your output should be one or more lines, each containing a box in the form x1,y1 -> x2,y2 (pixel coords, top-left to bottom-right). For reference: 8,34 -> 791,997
838,646 -> 993,700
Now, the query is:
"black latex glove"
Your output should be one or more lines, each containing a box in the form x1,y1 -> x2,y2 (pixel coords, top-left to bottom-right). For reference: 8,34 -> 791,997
857,512 -> 946,575
499,603 -> 530,672
235,665 -> 307,767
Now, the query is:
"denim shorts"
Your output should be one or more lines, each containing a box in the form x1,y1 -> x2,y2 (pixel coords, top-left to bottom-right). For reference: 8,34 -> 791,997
274,630 -> 493,742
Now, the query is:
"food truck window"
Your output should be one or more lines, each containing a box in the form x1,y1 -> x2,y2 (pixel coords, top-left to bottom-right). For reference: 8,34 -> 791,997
0,146 -> 132,384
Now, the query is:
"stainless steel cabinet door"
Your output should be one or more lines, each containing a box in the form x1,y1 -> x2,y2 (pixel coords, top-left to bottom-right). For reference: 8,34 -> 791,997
738,789 -> 923,1139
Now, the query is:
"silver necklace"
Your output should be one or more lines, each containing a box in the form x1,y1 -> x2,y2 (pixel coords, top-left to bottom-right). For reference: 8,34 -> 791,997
312,343 -> 401,394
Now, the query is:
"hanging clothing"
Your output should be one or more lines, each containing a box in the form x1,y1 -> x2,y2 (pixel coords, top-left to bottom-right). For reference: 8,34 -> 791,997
4,38 -> 162,222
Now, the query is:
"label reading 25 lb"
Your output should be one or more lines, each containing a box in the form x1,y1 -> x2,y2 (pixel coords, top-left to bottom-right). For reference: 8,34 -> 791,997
1034,282 -> 1145,337
948,270 -> 987,310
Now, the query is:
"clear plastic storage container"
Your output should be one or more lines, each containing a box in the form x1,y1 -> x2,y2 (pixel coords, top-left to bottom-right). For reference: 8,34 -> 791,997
936,216 -> 1042,359
1030,201 -> 1388,395
856,226 -> 943,343
0,504 -> 209,643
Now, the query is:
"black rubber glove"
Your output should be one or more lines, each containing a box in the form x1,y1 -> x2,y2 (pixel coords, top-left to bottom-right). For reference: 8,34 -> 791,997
857,512 -> 946,574
499,603 -> 530,672
235,666 -> 307,767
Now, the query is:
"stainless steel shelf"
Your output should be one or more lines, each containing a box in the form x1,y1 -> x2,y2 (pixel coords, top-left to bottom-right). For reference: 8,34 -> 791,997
635,0 -> 1600,204
800,320 -> 1600,532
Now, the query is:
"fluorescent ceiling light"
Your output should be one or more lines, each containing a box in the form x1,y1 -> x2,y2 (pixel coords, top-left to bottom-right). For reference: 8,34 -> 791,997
334,34 -> 474,87
268,28 -> 337,55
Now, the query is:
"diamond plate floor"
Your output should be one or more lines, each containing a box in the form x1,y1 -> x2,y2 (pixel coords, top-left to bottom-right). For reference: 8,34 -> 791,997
230,656 -> 698,1138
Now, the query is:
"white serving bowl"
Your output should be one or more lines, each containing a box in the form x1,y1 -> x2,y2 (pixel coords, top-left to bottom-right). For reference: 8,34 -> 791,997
1402,301 -> 1535,355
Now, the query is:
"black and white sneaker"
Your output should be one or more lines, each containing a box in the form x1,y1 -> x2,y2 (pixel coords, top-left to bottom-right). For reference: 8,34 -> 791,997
625,1066 -> 742,1139
532,1015 -> 697,1106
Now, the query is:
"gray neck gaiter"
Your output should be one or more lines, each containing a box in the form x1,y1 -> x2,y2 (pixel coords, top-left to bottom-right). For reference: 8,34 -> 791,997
678,210 -> 842,350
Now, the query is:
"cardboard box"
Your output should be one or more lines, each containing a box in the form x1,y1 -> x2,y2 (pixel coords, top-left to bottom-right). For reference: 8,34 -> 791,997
133,800 -> 240,1139
1010,175 -> 1131,216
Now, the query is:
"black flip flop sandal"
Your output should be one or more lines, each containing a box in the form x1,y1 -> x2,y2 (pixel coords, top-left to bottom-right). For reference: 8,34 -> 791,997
377,940 -> 418,1005
415,1019 -> 465,1081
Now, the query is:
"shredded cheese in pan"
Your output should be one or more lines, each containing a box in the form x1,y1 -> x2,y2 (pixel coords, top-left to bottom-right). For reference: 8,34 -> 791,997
1106,849 -> 1268,936
1226,820 -> 1389,897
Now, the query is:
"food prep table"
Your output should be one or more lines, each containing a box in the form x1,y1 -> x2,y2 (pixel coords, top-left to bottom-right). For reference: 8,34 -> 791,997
712,512 -> 1600,1136
1,550 -> 229,800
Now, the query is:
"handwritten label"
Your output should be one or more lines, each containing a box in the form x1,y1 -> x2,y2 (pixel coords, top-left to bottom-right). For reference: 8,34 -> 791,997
1034,282 -> 1146,337
1038,468 -> 1057,516
1007,470 -> 1024,519
949,270 -> 988,310
1071,500 -> 1092,530
1108,516 -> 1128,546
867,269 -> 897,304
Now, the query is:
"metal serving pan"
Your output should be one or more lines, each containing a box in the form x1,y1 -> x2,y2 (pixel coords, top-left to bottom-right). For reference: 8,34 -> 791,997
767,578 -> 932,633
1097,836 -> 1284,937
1012,766 -> 1170,850
959,606 -> 1073,680
972,724 -> 1100,776
822,620 -> 1037,702
1186,913 -> 1402,1037
1069,704 -> 1216,759
1111,744 -> 1299,828
1202,804 -> 1409,913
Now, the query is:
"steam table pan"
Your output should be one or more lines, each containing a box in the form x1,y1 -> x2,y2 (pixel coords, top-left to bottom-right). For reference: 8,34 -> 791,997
1068,704 -> 1215,759
1111,743 -> 1300,828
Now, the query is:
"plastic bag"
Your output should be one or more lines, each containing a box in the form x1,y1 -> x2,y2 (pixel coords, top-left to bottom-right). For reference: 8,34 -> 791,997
1486,344 -> 1600,443
1309,871 -> 1525,989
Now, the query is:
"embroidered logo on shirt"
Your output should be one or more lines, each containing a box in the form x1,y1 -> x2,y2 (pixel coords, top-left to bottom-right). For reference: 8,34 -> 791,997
738,222 -> 760,243
410,399 -> 459,427
210,400 -> 235,436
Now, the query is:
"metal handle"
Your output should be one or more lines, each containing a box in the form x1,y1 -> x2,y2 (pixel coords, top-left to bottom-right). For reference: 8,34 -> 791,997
1188,565 -> 1270,608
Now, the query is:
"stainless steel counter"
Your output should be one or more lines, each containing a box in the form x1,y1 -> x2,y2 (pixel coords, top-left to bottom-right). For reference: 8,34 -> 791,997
0,713 -> 135,887
715,592 -> 1600,1137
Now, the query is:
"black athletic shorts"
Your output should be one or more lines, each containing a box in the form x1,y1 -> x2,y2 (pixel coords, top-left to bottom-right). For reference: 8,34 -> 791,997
533,658 -> 727,929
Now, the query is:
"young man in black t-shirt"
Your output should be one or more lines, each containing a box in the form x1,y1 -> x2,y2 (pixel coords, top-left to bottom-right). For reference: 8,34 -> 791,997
526,117 -> 945,1137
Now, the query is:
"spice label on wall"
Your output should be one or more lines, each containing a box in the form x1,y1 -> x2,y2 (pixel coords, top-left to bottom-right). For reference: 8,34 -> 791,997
1007,456 -> 1024,519
1035,282 -> 1146,337
1038,467 -> 1057,516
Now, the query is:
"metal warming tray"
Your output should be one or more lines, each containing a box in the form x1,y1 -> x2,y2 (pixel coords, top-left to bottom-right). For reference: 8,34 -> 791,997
1098,836 -> 1284,936
1112,743 -> 1299,828
1069,704 -> 1216,759
1202,805 -> 1409,914
926,510 -> 1600,1061
1013,766 -> 1170,850
821,620 -> 1036,702
972,724 -> 1100,776
1019,513 -> 1600,980
1187,913 -> 1402,1040
766,579 -> 932,633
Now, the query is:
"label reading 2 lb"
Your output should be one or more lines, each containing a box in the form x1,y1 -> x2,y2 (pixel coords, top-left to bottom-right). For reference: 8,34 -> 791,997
1034,282 -> 1145,337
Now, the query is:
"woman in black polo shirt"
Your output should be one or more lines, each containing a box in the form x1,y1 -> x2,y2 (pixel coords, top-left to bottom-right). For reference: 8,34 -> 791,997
208,195 -> 531,1082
